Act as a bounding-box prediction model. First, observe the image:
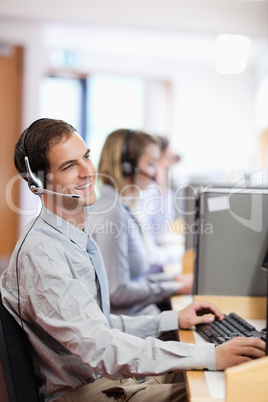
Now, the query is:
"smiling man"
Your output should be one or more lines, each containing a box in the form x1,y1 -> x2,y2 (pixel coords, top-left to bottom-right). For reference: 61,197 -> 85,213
0,118 -> 265,402
40,126 -> 97,227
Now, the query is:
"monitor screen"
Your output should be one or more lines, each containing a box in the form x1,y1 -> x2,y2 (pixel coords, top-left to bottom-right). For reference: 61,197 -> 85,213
194,187 -> 268,296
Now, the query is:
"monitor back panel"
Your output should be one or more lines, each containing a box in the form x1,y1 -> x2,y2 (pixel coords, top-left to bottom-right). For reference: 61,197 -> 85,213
194,188 -> 268,296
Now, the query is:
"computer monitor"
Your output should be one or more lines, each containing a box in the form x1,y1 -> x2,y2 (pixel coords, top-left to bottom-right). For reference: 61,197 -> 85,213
194,187 -> 268,296
261,245 -> 268,354
179,181 -> 246,250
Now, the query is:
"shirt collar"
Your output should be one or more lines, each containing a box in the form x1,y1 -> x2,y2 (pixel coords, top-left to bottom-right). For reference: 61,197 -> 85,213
41,207 -> 88,252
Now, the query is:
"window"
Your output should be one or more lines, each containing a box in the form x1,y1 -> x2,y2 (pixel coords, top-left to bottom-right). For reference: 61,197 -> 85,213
40,73 -> 171,169
40,76 -> 84,136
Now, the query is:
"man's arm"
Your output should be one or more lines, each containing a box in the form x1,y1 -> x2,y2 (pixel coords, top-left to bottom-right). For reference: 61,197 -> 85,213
111,309 -> 179,339
1,242 -> 218,375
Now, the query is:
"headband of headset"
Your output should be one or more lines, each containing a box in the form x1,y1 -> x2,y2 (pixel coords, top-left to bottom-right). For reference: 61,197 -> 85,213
21,118 -> 47,158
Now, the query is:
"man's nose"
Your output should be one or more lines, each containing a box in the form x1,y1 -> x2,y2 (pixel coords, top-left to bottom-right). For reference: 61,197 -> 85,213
79,161 -> 94,177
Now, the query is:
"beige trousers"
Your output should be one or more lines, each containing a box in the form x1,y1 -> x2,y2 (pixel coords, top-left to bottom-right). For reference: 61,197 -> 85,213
57,372 -> 187,402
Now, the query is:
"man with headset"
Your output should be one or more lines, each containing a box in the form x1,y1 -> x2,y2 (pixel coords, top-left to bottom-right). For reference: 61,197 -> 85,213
0,118 -> 265,402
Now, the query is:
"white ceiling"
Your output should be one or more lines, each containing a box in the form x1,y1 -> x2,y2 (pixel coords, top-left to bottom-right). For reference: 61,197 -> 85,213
1,0 -> 268,73
1,0 -> 268,37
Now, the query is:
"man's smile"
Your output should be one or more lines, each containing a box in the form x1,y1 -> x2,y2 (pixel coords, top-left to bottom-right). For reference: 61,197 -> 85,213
75,181 -> 93,191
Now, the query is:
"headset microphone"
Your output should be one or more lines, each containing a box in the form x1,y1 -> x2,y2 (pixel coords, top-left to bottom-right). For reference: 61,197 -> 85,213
134,167 -> 156,182
30,185 -> 82,199
25,156 -> 82,199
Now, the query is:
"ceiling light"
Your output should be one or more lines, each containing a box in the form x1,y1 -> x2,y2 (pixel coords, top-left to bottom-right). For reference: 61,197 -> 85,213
215,34 -> 251,74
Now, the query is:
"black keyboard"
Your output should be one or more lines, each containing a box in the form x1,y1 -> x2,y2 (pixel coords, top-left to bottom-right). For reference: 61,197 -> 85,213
196,312 -> 267,345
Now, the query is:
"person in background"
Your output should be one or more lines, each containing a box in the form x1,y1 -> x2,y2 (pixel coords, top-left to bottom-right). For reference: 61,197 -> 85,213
1,119 -> 265,402
86,129 -> 189,317
130,135 -> 186,275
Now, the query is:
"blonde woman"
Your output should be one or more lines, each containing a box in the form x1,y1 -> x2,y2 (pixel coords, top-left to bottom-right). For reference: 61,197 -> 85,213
86,129 -> 192,316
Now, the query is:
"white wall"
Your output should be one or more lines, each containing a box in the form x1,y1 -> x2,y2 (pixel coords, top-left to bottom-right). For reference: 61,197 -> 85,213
173,70 -> 256,178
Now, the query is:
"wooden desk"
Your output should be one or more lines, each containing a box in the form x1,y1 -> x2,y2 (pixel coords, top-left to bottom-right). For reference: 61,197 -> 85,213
171,295 -> 267,402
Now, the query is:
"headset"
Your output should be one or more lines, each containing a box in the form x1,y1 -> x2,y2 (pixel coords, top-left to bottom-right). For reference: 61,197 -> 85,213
21,119 -> 81,199
121,129 -> 136,176
121,129 -> 156,181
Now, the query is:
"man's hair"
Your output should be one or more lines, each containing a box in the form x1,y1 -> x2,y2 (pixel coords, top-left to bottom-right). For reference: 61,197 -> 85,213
98,128 -> 159,192
14,118 -> 76,186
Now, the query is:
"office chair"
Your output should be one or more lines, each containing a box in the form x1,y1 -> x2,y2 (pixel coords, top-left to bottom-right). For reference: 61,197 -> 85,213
0,292 -> 44,402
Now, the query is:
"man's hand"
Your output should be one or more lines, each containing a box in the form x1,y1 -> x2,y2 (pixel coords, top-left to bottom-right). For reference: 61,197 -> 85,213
215,337 -> 266,370
175,273 -> 194,295
178,300 -> 224,329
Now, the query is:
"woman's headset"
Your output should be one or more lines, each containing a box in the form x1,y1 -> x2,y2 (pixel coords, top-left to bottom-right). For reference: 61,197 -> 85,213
121,129 -> 156,182
121,129 -> 136,176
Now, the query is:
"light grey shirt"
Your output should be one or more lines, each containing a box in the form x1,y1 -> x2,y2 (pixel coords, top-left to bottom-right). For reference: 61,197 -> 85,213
0,207 -> 216,401
86,185 -> 180,316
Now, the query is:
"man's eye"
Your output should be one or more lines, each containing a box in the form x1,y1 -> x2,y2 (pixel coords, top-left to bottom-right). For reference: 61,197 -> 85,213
63,164 -> 73,170
85,153 -> 91,160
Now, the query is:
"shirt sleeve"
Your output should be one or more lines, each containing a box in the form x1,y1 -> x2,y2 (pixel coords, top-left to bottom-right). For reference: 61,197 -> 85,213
111,310 -> 179,338
1,243 -> 216,378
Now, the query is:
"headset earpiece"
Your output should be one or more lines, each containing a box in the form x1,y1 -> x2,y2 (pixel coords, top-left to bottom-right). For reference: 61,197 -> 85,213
121,160 -> 135,176
21,119 -> 46,193
121,130 -> 136,176
24,157 -> 44,191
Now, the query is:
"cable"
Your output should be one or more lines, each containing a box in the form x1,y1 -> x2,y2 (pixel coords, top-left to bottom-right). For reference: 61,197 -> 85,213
15,197 -> 44,328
